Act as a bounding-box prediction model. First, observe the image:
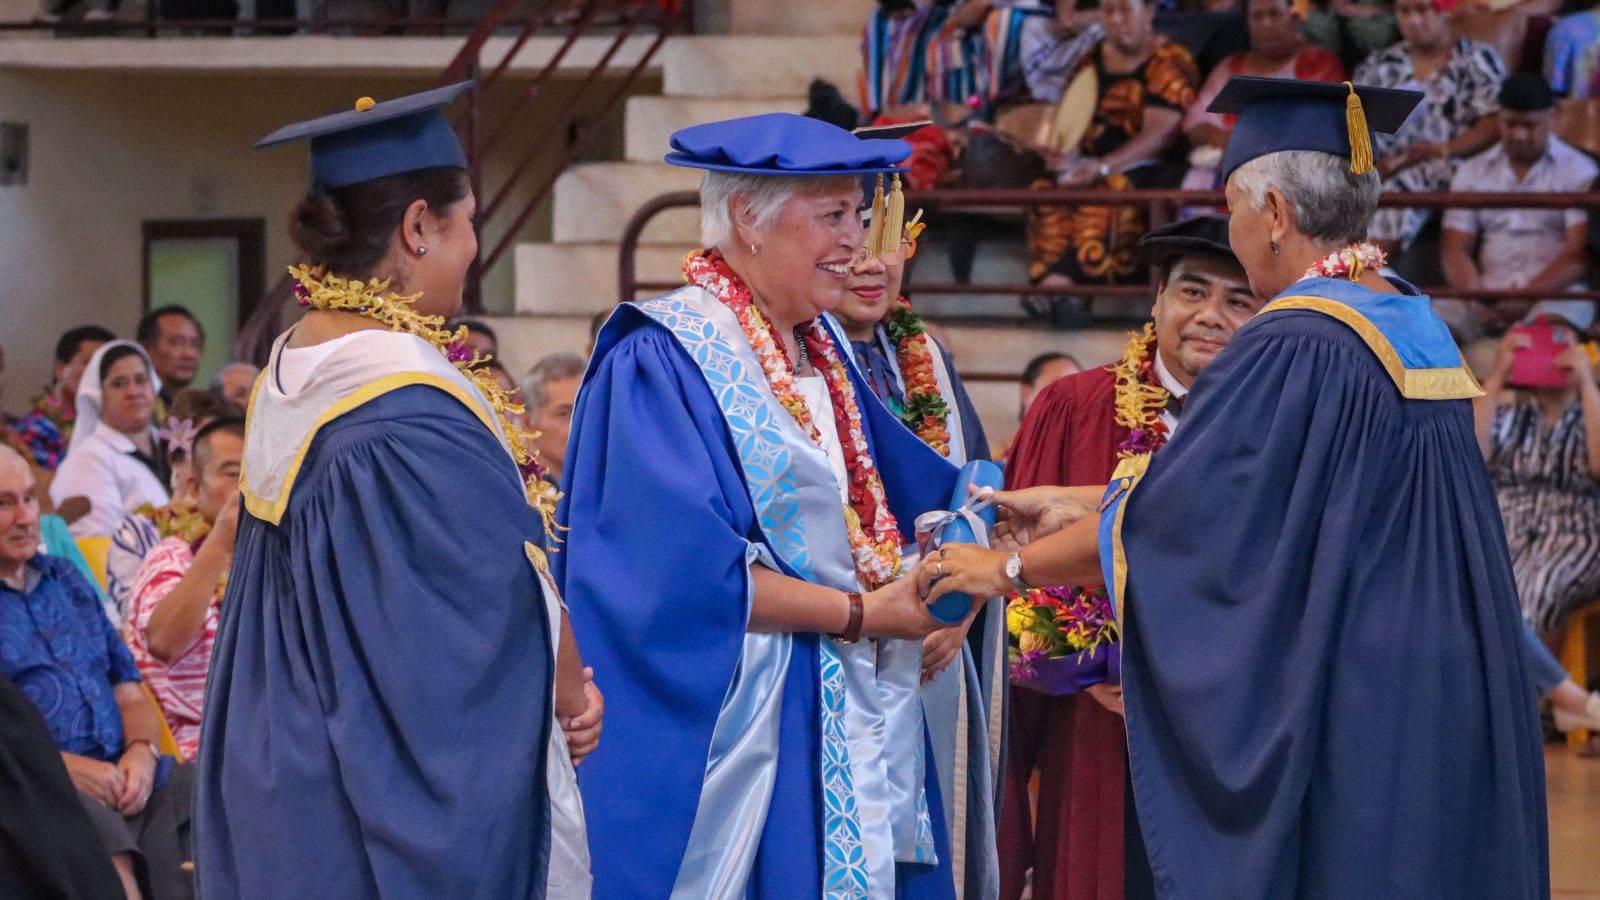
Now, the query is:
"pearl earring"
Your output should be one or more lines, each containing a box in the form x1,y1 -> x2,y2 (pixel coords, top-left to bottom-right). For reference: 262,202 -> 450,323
749,243 -> 760,255
417,246 -> 428,257
1268,240 -> 1280,256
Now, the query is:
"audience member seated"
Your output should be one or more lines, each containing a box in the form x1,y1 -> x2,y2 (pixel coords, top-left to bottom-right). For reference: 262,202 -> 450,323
1182,0 -> 1345,194
211,362 -> 259,410
1440,72 -> 1596,343
998,350 -> 1082,463
136,307 -> 204,415
1474,307 -> 1600,645
1015,1 -> 1105,107
127,419 -> 242,763
1027,0 -> 1199,322
1545,0 -> 1600,99
522,351 -> 586,486
1301,0 -> 1398,71
1353,0 -> 1506,263
447,317 -> 498,360
0,446 -> 193,900
107,389 -> 241,625
51,342 -> 169,541
10,325 -> 115,473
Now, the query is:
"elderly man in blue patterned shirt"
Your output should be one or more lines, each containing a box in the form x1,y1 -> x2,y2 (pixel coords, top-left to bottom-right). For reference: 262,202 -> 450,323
0,445 -> 192,900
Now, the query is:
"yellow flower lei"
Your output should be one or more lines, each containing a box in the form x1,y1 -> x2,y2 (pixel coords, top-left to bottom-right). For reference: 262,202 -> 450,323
288,265 -> 560,539
1110,323 -> 1172,458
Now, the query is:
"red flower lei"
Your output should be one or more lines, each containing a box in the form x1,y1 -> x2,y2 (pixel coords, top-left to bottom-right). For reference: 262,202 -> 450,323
1303,241 -> 1386,282
882,295 -> 952,456
685,249 -> 904,589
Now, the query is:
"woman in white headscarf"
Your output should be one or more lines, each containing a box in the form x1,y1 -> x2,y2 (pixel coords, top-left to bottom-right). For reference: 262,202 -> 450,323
50,341 -> 168,540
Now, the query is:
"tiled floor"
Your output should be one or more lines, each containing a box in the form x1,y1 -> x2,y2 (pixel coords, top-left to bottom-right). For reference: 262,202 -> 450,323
1549,746 -> 1600,897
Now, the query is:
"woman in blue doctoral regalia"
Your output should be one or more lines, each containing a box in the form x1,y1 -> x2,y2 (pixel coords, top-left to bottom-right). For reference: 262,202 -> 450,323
831,130 -> 1004,900
919,77 -> 1548,899
196,83 -> 597,899
554,113 -> 974,899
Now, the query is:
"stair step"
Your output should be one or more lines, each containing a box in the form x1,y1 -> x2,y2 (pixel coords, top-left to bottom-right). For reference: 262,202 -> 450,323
660,35 -> 861,99
551,161 -> 704,244
625,95 -> 807,163
515,242 -> 691,315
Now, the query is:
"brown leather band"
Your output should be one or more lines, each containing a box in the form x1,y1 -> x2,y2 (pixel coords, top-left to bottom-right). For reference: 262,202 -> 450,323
833,591 -> 864,644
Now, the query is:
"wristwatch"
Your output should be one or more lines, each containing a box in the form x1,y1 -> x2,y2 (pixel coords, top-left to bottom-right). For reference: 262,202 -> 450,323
1005,551 -> 1032,593
127,739 -> 159,762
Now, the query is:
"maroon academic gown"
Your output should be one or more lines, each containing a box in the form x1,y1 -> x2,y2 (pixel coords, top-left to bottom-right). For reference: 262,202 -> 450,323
1000,365 -> 1129,900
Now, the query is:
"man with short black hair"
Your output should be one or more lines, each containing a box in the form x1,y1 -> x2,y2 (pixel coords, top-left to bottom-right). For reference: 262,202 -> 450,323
10,325 -> 116,470
1441,71 -> 1598,341
136,307 -> 203,407
128,419 -> 243,763
999,214 -> 1262,900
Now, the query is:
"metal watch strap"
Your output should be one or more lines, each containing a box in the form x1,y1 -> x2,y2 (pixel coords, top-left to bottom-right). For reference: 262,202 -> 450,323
1007,551 -> 1032,593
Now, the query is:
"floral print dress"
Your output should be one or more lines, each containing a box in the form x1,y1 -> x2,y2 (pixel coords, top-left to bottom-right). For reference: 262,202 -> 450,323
1028,39 -> 1199,285
1352,37 -> 1506,249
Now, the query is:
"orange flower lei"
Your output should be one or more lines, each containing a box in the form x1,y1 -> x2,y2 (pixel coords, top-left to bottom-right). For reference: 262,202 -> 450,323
882,295 -> 952,457
685,249 -> 904,589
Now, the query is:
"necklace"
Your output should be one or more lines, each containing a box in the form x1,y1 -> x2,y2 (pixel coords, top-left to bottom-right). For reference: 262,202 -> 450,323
288,265 -> 560,539
882,295 -> 952,457
794,326 -> 811,373
684,249 -> 903,589
1110,323 -> 1172,458
1303,241 -> 1387,282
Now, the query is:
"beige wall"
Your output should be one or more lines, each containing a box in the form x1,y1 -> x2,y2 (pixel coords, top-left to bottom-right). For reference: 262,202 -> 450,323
0,67 -> 630,411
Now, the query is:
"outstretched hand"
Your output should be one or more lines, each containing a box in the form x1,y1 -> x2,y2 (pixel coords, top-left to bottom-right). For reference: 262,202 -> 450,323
914,544 -> 1013,606
987,484 -> 1103,549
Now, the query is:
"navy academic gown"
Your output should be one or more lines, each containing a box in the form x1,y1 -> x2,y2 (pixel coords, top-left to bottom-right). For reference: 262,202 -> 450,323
196,387 -> 555,899
1111,278 -> 1549,898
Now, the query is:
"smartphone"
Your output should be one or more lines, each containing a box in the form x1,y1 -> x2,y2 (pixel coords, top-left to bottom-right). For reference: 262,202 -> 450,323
1507,323 -> 1571,390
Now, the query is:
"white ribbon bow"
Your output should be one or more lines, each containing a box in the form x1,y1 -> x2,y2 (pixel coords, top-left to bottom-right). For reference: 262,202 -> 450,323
913,486 -> 996,551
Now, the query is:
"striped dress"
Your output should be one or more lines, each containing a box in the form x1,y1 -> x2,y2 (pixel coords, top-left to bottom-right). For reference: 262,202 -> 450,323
1488,402 -> 1600,632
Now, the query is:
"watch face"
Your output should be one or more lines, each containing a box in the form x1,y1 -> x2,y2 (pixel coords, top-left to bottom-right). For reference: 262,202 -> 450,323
1006,554 -> 1022,578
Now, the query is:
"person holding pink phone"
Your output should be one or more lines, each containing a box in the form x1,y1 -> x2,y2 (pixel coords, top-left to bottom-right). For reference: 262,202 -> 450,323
1475,305 -> 1600,697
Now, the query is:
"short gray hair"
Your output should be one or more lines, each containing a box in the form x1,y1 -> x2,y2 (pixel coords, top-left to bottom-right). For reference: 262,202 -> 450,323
697,171 -> 861,249
213,362 -> 260,388
1227,150 -> 1380,247
521,351 -> 587,412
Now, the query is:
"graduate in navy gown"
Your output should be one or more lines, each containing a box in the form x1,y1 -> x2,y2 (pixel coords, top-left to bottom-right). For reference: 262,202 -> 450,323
917,78 -> 1548,898
556,114 -> 973,899
196,84 -> 596,899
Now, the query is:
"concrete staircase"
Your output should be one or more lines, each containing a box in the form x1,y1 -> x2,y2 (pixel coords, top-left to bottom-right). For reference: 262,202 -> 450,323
495,31 -> 1130,441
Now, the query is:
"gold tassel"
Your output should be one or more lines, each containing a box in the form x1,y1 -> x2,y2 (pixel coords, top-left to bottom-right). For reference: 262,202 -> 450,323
1344,81 -> 1373,175
883,174 -> 905,254
868,174 -> 888,257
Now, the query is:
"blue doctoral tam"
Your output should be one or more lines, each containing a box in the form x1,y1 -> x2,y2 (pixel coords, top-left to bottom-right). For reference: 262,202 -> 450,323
666,112 -> 911,176
1209,76 -> 1421,180
256,81 -> 472,188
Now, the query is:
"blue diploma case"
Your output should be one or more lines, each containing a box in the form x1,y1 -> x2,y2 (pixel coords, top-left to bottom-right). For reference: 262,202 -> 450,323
927,459 -> 1005,624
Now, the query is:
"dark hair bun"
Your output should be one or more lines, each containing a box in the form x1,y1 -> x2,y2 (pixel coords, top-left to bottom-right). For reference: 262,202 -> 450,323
290,186 -> 354,262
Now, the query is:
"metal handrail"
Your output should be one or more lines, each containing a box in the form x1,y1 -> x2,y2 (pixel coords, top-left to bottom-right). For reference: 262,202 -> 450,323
618,187 -> 1600,305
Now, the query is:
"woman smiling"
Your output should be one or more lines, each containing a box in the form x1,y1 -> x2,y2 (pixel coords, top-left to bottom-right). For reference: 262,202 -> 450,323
50,341 -> 168,539
558,113 -> 972,899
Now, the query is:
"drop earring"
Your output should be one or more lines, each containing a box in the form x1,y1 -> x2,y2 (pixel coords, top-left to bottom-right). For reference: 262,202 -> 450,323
749,243 -> 760,255
1268,240 -> 1280,256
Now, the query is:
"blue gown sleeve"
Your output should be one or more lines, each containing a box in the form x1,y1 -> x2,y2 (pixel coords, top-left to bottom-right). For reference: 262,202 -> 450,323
1118,312 -> 1545,898
285,391 -> 554,898
553,318 -> 771,898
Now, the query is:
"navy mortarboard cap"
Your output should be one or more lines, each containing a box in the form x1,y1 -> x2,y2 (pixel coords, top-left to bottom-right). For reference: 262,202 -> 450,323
1209,76 -> 1422,181
666,113 -> 911,176
1137,214 -> 1238,268
256,81 -> 473,189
